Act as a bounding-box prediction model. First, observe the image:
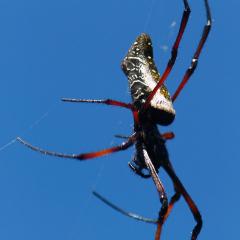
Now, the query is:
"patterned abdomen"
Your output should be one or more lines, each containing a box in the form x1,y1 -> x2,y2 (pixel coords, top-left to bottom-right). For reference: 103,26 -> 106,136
121,33 -> 175,125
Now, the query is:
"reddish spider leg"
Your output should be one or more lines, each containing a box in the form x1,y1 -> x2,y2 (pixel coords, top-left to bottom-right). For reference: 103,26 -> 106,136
61,98 -> 139,124
172,0 -> 212,102
155,187 -> 181,238
153,159 -> 202,240
144,0 -> 191,109
157,189 -> 181,238
61,98 -> 133,109
163,163 -> 202,240
115,132 -> 174,141
17,133 -> 136,161
62,98 -> 174,140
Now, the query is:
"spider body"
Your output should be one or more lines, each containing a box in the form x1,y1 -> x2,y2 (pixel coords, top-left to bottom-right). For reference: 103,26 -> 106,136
121,33 -> 175,126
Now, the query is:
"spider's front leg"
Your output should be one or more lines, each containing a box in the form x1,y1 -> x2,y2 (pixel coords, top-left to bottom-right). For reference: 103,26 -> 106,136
172,0 -> 212,101
61,98 -> 134,110
144,0 -> 191,108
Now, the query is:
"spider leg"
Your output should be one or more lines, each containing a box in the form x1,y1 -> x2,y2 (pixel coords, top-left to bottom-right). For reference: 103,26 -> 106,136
114,134 -> 131,139
144,0 -> 191,108
93,191 -> 158,223
61,98 -> 134,111
16,134 -> 136,160
61,98 -> 139,123
142,149 -> 168,240
164,187 -> 181,222
172,0 -> 212,102
93,189 -> 176,240
115,132 -> 174,141
161,132 -> 175,140
163,162 -> 202,240
155,186 -> 181,237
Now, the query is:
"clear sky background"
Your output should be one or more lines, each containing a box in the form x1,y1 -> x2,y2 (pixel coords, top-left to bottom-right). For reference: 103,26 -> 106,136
0,0 -> 239,239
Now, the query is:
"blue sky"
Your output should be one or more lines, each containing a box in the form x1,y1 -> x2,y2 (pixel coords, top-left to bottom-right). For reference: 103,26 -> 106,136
0,0 -> 239,239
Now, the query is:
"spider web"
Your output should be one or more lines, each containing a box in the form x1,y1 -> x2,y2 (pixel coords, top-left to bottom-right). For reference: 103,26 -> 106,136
143,0 -> 157,32
0,102 -> 58,153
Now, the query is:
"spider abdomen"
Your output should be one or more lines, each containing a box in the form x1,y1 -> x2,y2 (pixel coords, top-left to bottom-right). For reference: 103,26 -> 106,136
121,33 -> 175,125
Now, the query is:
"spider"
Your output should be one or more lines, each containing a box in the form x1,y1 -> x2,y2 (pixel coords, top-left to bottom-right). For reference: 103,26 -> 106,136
17,0 -> 212,239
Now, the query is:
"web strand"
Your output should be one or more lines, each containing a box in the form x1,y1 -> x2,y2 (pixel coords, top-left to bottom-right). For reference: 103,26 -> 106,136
143,0 -> 157,32
0,102 -> 58,153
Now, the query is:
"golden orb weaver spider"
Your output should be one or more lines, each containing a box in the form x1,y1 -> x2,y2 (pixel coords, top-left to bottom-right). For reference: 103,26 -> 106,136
17,0 -> 212,239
